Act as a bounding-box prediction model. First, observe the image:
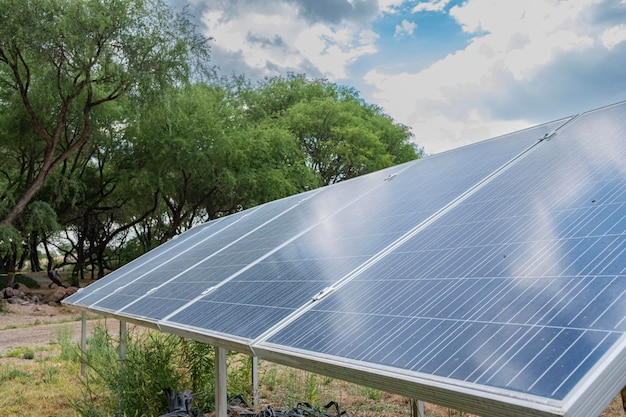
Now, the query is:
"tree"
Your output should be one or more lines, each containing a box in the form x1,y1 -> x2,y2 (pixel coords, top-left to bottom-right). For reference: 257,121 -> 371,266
0,0 -> 209,285
124,82 -> 318,249
0,0 -> 210,226
246,74 -> 421,185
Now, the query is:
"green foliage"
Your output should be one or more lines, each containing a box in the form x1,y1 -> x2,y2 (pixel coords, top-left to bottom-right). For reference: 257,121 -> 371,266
0,0 -> 210,229
20,201 -> 60,234
227,354 -> 254,399
56,326 -> 77,362
22,348 -> 35,360
118,332 -> 187,415
182,338 -> 216,410
362,386 -> 382,401
248,74 -> 421,186
0,366 -> 30,384
1,0 -> 421,277
305,373 -> 320,404
75,326 -> 217,416
0,224 -> 21,264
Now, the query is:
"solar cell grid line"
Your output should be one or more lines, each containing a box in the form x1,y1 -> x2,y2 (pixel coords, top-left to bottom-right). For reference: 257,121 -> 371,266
66,202 -> 281,311
63,217 -> 228,307
514,276 -> 586,326
66,187 -> 325,313
147,161 -> 416,327
91,187 -> 329,315
255,102 -> 626,417
125,161 -> 420,322
160,119 -> 570,344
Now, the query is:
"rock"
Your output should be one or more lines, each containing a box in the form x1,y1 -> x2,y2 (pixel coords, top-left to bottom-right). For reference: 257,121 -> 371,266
42,286 -> 78,304
3,287 -> 15,298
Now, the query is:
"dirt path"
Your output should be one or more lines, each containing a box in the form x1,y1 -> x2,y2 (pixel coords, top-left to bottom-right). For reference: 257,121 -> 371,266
0,315 -> 121,351
0,274 -> 120,351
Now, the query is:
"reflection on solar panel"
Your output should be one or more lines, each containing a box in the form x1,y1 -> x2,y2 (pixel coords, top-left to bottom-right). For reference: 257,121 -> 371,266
63,101 -> 626,417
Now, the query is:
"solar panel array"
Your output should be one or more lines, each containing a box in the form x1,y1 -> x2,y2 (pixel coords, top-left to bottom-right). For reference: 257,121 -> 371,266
63,101 -> 626,417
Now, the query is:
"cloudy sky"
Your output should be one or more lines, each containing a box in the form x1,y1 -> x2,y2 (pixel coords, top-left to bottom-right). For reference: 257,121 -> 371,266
169,0 -> 626,154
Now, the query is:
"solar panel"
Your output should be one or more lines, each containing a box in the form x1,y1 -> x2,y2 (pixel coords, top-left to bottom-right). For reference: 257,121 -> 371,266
65,163 -> 412,317
157,119 -> 566,342
64,218 -> 229,308
256,102 -> 626,417
62,100 -> 626,417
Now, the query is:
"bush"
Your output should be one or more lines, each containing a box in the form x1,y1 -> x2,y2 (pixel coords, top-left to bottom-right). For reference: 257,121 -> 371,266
74,325 -> 216,416
22,348 -> 35,360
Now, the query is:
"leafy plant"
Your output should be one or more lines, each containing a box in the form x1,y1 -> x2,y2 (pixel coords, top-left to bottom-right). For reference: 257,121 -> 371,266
305,373 -> 320,404
0,366 -> 30,384
56,326 -> 76,361
74,325 -> 218,416
22,348 -> 35,360
362,386 -> 382,401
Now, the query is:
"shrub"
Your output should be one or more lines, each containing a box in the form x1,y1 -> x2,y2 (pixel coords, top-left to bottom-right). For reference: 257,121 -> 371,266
22,348 -> 35,360
74,325 -> 217,416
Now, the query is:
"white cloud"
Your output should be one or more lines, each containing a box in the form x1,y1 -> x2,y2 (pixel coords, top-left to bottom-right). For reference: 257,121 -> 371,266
193,0 -> 626,155
378,0 -> 408,14
394,19 -> 417,38
202,2 -> 378,80
449,0 -> 596,81
601,24 -> 626,49
413,0 -> 451,13
363,0 -> 606,154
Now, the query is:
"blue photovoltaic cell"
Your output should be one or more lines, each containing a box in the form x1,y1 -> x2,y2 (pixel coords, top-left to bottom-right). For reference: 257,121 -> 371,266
82,189 -> 322,313
64,218 -> 226,307
263,102 -> 626,401
103,163 -> 411,318
161,120 -> 567,339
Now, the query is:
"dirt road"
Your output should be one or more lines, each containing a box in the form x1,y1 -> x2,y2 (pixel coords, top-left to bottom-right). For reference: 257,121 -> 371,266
0,315 -> 120,351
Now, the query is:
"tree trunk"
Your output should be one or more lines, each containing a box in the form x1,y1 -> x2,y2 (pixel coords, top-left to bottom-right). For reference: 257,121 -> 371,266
29,232 -> 42,272
4,255 -> 17,288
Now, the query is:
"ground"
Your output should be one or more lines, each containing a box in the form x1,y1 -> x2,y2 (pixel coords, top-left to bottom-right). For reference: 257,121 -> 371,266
0,274 -> 120,351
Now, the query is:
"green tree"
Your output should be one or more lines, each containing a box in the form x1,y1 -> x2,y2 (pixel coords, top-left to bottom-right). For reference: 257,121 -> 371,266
246,74 -> 421,185
124,82 -> 318,250
0,0 -> 209,284
0,0 -> 210,226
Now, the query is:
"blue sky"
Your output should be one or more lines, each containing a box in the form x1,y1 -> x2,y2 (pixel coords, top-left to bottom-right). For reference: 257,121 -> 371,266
169,0 -> 626,154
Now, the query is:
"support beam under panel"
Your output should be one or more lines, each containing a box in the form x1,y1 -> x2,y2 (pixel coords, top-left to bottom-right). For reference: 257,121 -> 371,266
252,356 -> 259,406
119,320 -> 127,360
81,311 -> 87,376
216,346 -> 227,417
411,399 -> 424,417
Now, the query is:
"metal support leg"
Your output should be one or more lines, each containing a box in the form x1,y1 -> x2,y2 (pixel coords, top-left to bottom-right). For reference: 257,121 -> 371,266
411,399 -> 424,417
80,311 -> 87,376
252,356 -> 259,406
119,320 -> 127,360
215,346 -> 227,417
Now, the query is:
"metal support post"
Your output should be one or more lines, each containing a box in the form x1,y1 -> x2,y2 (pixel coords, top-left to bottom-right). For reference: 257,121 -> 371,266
80,311 -> 87,376
215,346 -> 228,417
411,399 -> 424,417
252,356 -> 259,406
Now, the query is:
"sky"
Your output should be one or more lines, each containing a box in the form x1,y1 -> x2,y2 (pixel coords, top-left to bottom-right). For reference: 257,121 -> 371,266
168,0 -> 626,155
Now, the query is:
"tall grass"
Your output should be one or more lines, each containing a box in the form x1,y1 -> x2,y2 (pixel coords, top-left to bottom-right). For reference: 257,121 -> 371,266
72,325 -> 216,416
